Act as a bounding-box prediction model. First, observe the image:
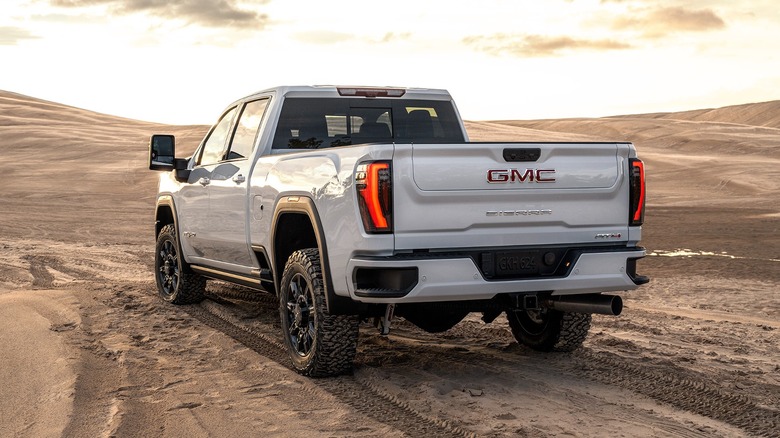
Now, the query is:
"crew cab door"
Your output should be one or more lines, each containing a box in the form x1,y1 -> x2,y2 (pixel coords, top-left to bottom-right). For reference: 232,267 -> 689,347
206,97 -> 270,270
177,106 -> 238,262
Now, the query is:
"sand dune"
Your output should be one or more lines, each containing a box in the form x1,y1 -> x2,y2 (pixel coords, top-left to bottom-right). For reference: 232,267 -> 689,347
0,90 -> 208,245
1,91 -> 778,437
616,99 -> 780,129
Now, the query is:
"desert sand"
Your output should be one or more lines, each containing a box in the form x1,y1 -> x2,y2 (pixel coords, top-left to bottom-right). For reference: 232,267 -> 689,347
0,90 -> 778,437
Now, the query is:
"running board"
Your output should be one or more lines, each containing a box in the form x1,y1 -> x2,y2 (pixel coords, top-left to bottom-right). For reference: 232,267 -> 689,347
190,265 -> 269,292
249,268 -> 274,284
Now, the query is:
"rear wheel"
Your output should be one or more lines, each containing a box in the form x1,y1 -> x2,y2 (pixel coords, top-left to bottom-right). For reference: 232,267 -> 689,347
154,224 -> 205,304
506,308 -> 591,352
279,248 -> 359,377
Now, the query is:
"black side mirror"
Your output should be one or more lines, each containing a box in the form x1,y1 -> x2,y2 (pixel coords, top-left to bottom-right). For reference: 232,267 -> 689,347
149,134 -> 176,171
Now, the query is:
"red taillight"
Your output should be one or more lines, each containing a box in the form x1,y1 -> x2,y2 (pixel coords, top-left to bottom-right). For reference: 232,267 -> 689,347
629,159 -> 646,226
356,161 -> 392,233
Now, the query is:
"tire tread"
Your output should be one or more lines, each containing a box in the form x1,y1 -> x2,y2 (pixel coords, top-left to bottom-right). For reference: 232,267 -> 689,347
155,224 -> 205,305
507,309 -> 591,352
281,248 -> 359,377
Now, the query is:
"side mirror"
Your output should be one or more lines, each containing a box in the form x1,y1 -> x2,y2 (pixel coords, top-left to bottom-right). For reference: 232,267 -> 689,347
149,134 -> 176,171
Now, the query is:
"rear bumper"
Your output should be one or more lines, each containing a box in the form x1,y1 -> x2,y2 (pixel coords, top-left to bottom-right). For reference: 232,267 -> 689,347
345,248 -> 647,303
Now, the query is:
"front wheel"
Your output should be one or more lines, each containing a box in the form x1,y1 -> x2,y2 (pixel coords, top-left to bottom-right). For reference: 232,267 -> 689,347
279,248 -> 359,377
154,224 -> 205,304
506,308 -> 591,352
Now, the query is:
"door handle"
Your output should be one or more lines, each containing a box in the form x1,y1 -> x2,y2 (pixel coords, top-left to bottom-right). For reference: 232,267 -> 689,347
198,177 -> 210,186
232,174 -> 246,184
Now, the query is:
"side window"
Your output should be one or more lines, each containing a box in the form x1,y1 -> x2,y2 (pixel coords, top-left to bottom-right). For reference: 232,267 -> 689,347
226,98 -> 270,160
198,106 -> 238,166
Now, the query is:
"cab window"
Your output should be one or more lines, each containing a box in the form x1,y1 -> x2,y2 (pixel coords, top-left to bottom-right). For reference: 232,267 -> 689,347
272,98 -> 463,149
198,106 -> 238,166
226,98 -> 270,160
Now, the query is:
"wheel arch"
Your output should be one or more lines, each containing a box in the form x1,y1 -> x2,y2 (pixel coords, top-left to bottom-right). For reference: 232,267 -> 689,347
154,195 -> 198,271
154,195 -> 178,239
271,196 -> 363,315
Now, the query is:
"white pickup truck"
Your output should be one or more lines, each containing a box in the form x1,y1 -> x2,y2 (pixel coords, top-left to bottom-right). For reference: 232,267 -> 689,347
148,85 -> 648,376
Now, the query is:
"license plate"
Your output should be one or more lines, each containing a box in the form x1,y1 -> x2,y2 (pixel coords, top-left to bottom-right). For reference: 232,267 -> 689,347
495,251 -> 540,276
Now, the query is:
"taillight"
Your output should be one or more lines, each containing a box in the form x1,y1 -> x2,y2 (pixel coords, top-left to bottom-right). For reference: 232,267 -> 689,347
356,161 -> 392,233
629,158 -> 646,226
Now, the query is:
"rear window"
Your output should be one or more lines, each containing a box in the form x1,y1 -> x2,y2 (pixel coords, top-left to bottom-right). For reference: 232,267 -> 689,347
272,98 -> 464,149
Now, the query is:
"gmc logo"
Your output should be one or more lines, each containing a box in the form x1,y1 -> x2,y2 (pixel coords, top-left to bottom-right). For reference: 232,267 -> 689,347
487,169 -> 556,183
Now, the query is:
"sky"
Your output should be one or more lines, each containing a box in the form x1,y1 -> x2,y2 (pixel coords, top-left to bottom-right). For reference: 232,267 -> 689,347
2,0 -> 779,125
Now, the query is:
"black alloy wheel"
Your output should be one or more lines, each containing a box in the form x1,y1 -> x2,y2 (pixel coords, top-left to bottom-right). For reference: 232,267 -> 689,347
158,238 -> 180,298
284,272 -> 317,357
154,224 -> 205,304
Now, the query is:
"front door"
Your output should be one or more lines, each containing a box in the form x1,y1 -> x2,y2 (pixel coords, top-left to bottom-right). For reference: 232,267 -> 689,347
181,105 -> 238,265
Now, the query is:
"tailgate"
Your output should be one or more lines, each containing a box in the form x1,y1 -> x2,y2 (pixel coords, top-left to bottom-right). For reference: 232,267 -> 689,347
392,142 -> 631,250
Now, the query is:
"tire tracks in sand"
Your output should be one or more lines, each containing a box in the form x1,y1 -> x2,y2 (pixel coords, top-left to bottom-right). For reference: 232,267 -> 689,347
45,273 -> 777,437
571,349 -> 780,437
188,286 -> 779,437
187,297 -> 475,438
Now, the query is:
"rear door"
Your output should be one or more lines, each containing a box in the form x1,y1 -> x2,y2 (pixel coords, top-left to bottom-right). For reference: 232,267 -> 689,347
206,97 -> 270,270
392,142 -> 631,250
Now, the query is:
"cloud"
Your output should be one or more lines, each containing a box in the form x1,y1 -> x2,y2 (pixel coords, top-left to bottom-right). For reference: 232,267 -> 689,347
292,30 -> 413,46
49,0 -> 268,29
463,33 -> 632,57
0,26 -> 40,45
612,7 -> 726,37
380,32 -> 412,43
293,30 -> 353,45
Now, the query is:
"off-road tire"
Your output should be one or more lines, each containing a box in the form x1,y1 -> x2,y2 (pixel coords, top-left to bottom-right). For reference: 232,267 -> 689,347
155,224 -> 206,304
506,308 -> 591,352
279,248 -> 359,377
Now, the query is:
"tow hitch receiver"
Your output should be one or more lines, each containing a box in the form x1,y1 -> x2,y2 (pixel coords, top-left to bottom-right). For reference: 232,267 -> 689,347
509,293 -> 540,310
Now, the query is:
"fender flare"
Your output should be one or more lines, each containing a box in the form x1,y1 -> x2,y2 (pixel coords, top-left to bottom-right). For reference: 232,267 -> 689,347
154,195 -> 179,239
271,196 -> 364,315
153,194 -> 197,270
